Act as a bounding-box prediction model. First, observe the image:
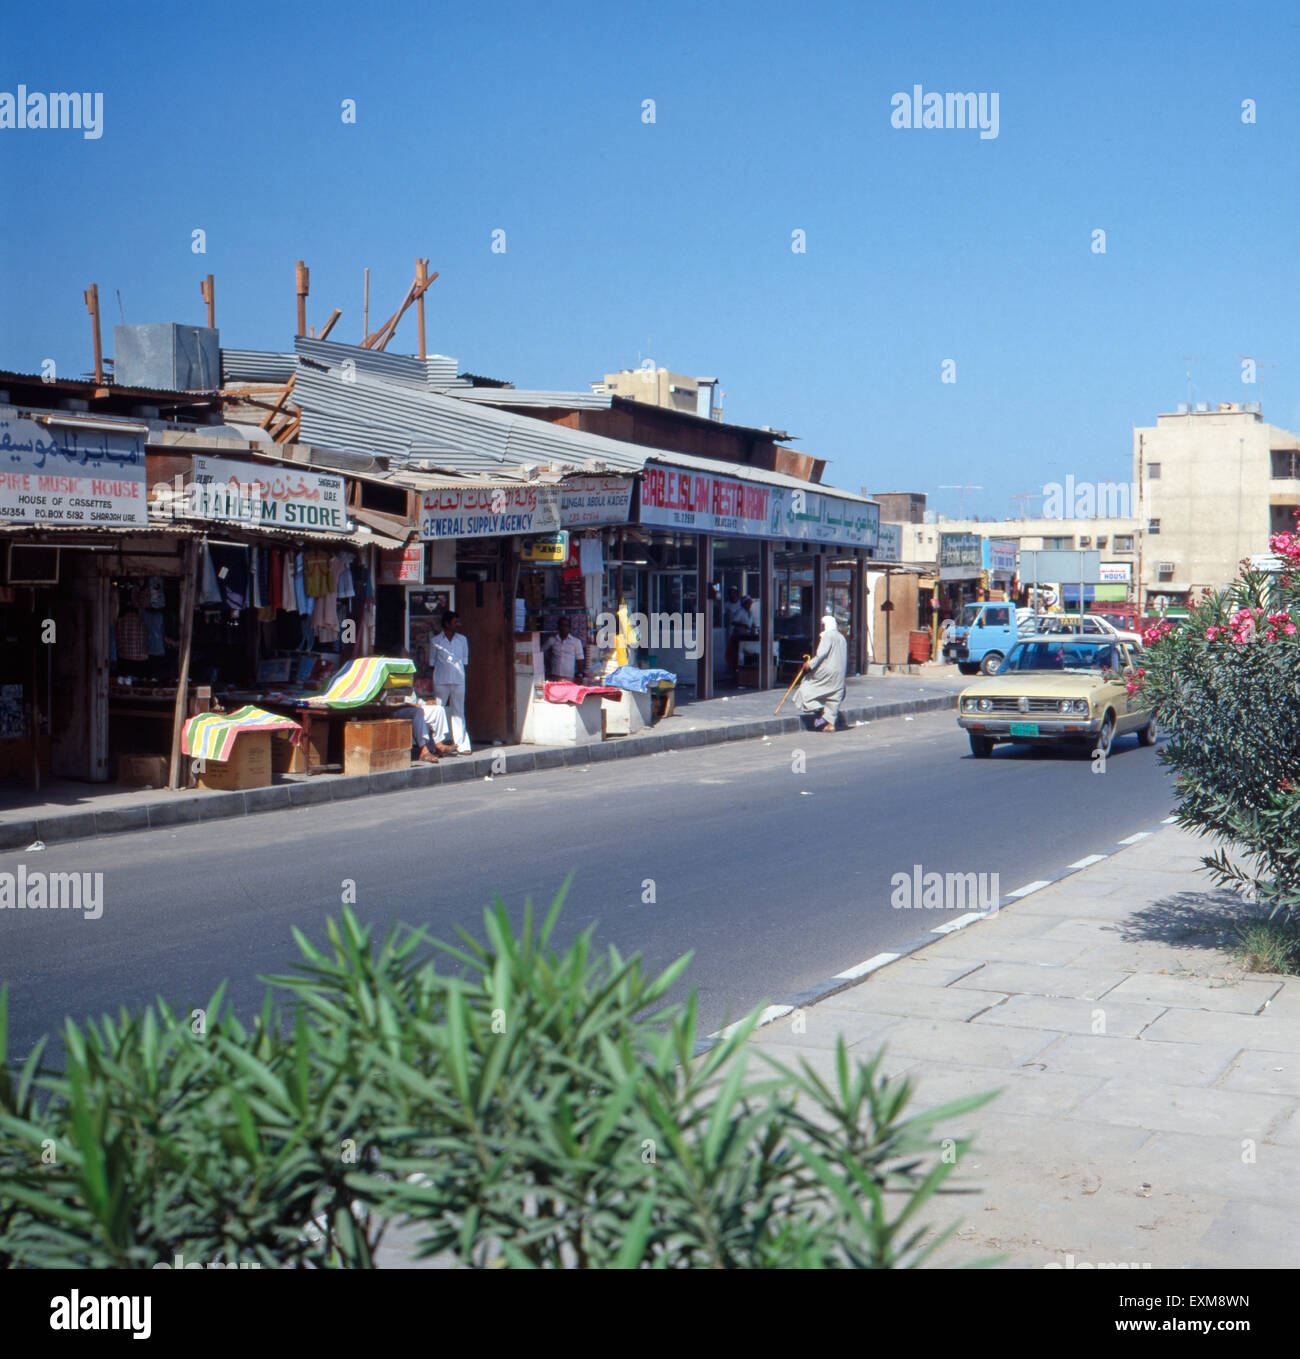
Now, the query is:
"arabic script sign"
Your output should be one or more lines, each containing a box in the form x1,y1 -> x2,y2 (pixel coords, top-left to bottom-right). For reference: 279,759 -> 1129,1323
419,484 -> 561,539
559,476 -> 633,527
0,416 -> 146,526
182,457 -> 350,531
767,487 -> 878,547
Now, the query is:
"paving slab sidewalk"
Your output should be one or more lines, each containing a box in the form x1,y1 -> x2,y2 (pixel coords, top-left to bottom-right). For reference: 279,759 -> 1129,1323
0,670 -> 961,848
744,824 -> 1299,1268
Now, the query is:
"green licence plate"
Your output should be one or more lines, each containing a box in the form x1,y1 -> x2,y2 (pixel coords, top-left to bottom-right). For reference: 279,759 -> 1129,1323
1009,722 -> 1040,737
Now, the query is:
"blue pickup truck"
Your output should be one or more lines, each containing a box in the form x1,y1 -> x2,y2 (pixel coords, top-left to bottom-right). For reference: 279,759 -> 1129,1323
942,601 -> 1020,675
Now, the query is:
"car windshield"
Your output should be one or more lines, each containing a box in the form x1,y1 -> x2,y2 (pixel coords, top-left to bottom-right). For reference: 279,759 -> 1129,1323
959,604 -> 981,625
1003,640 -> 1118,672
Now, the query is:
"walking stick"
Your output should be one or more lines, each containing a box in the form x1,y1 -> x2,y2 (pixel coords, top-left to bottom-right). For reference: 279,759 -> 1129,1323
773,656 -> 810,715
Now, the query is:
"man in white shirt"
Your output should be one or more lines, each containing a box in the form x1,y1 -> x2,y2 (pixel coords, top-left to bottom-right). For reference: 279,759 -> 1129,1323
428,610 -> 471,753
543,617 -> 586,681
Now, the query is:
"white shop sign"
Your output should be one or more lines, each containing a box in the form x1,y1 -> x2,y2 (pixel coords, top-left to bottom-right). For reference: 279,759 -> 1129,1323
768,486 -> 879,547
560,475 -> 633,527
0,416 -> 146,526
420,484 -> 561,539
185,456 -> 350,532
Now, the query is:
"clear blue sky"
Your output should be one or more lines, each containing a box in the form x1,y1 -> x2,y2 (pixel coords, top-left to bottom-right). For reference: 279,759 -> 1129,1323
3,0 -> 1297,519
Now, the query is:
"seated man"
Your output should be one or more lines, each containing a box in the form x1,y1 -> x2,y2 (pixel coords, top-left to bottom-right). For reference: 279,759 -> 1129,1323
400,694 -> 457,763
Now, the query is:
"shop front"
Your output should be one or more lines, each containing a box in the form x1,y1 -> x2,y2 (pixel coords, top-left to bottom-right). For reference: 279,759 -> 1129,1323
637,459 -> 878,696
938,532 -> 983,619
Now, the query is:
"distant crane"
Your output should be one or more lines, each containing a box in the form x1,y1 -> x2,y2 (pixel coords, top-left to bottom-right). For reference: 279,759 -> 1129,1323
1011,491 -> 1044,519
939,484 -> 983,519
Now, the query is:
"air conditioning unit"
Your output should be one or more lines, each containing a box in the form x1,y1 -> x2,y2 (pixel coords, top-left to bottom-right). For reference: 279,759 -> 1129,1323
1176,403 -> 1190,414
5,543 -> 60,584
1194,402 -> 1211,413
1080,536 -> 1091,547
1157,562 -> 1175,574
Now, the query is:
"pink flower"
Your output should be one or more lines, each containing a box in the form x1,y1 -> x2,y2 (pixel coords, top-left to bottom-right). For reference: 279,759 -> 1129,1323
1288,624 -> 1298,636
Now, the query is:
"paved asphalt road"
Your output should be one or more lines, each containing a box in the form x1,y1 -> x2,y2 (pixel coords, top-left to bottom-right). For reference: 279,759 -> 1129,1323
0,711 -> 1175,1059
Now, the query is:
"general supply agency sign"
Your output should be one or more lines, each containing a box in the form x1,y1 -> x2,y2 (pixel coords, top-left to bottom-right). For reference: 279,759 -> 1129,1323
0,416 -> 146,525
176,456 -> 350,531
420,484 -> 561,539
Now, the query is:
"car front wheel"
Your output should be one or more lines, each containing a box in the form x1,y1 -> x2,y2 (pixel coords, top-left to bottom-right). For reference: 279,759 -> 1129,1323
980,652 -> 1004,675
969,734 -> 994,758
1093,711 -> 1115,759
1138,717 -> 1158,746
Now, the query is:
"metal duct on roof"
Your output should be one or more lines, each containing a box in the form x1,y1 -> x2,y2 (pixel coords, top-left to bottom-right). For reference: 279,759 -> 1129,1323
220,349 -> 296,383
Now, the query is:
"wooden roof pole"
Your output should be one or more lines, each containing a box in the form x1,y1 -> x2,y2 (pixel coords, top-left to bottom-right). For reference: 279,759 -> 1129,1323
295,260 -> 310,337
416,258 -> 428,358
363,268 -> 370,344
84,284 -> 103,383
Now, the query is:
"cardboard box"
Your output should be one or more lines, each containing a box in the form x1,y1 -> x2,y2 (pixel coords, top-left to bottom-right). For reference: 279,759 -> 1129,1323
118,754 -> 170,787
272,724 -> 325,774
197,731 -> 272,791
344,718 -> 411,775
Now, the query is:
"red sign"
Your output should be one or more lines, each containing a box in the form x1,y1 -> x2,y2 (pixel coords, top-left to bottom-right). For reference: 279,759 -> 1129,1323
638,463 -> 771,535
379,545 -> 423,585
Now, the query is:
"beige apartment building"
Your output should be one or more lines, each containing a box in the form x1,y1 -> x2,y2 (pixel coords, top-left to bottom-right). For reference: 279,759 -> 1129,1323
596,367 -> 722,420
1134,403 -> 1300,604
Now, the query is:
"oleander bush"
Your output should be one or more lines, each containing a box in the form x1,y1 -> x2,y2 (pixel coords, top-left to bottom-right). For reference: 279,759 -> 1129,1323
1135,515 -> 1300,918
0,899 -> 996,1268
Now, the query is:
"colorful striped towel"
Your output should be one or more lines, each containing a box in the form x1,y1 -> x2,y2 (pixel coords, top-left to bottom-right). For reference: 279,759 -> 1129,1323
304,656 -> 417,709
183,705 -> 302,763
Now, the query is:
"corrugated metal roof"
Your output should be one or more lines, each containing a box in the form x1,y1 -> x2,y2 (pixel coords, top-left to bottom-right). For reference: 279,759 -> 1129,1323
291,348 -> 869,505
220,349 -> 296,384
445,387 -> 612,409
295,337 -> 468,391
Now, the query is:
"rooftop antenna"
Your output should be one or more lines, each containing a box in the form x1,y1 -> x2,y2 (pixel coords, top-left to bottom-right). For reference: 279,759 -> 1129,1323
1011,491 -> 1043,519
115,289 -> 126,325
939,484 -> 983,518
1179,355 -> 1206,406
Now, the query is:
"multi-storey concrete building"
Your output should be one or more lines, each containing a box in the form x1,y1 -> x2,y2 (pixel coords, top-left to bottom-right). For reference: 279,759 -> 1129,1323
1133,403 -> 1300,606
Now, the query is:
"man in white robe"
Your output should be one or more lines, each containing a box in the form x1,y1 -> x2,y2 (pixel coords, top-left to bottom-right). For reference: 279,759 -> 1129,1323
798,614 -> 848,731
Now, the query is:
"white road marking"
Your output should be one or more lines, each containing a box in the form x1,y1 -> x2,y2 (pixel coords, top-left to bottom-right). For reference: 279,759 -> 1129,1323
1005,880 -> 1051,899
1068,853 -> 1108,869
932,912 -> 985,935
835,952 -> 900,980
1118,831 -> 1153,845
715,1004 -> 793,1040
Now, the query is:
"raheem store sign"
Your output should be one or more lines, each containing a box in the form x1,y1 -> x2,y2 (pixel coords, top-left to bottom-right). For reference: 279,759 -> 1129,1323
183,456 -> 350,531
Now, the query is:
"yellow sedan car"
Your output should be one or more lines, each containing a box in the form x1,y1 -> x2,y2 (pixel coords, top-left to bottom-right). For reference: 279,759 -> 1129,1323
957,635 -> 1157,759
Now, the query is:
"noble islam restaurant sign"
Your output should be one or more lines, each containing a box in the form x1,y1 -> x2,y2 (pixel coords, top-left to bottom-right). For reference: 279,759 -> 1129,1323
639,462 -> 874,545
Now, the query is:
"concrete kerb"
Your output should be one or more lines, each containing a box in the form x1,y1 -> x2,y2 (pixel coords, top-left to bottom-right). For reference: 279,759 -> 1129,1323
0,692 -> 959,847
696,814 -> 1180,1055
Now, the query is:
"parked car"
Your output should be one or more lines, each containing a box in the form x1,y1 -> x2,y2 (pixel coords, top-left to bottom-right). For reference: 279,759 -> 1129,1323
943,601 -> 1019,675
1022,612 -> 1143,648
957,635 -> 1156,759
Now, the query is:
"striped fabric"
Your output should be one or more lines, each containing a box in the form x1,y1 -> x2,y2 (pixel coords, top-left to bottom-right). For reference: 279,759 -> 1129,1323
305,656 -> 417,709
183,705 -> 302,763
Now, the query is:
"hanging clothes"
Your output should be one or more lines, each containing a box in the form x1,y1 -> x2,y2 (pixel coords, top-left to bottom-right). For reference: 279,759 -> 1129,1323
208,544 -> 250,612
268,549 -> 283,611
334,553 -> 355,600
304,550 -> 331,598
294,551 -> 309,615
281,550 -> 297,613
198,545 -> 223,606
